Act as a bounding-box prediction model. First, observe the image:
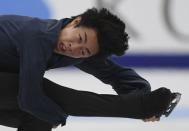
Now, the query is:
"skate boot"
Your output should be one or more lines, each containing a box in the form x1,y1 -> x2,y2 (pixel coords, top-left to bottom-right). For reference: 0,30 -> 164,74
142,87 -> 181,119
157,92 -> 181,117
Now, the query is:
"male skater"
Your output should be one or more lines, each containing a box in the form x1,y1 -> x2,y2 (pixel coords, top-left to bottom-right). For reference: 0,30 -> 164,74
0,8 -> 181,131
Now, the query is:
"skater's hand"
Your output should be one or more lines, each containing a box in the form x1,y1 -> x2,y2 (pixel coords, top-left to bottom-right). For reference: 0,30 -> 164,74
143,116 -> 160,122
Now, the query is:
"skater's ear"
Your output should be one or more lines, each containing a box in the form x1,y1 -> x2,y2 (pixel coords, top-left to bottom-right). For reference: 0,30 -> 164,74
67,16 -> 81,28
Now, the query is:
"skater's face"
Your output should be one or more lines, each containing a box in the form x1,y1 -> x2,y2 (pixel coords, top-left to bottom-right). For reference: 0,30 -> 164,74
54,17 -> 99,58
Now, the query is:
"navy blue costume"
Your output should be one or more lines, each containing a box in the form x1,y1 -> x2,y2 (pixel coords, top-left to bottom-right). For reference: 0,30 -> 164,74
0,15 -> 151,126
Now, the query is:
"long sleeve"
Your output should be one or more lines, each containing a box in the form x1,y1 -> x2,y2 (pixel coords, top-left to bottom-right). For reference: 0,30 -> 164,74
75,57 -> 151,95
18,35 -> 67,125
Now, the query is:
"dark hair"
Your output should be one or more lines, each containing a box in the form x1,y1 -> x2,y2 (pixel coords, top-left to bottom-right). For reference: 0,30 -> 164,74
72,8 -> 129,57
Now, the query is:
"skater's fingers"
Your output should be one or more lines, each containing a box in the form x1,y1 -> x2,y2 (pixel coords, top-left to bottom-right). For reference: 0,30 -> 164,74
143,119 -> 147,122
143,118 -> 152,122
143,118 -> 151,122
151,116 -> 158,122
152,118 -> 157,122
142,118 -> 150,122
156,117 -> 160,121
143,116 -> 160,122
152,116 -> 160,122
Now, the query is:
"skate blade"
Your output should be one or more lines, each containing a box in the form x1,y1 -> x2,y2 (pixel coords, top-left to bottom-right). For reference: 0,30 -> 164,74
164,93 -> 181,117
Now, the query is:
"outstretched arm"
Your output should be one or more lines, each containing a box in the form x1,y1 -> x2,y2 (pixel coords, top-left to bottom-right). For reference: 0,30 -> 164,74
75,57 -> 151,95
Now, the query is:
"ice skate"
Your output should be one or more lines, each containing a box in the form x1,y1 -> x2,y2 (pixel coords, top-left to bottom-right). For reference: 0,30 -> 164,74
160,92 -> 181,117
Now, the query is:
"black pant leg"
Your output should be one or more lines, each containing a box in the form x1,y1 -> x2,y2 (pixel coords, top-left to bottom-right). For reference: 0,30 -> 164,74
44,78 -> 171,120
0,72 -> 53,131
17,114 -> 52,131
44,78 -> 145,119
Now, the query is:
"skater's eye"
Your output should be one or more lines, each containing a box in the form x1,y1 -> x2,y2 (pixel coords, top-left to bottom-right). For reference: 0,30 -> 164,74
78,34 -> 82,43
